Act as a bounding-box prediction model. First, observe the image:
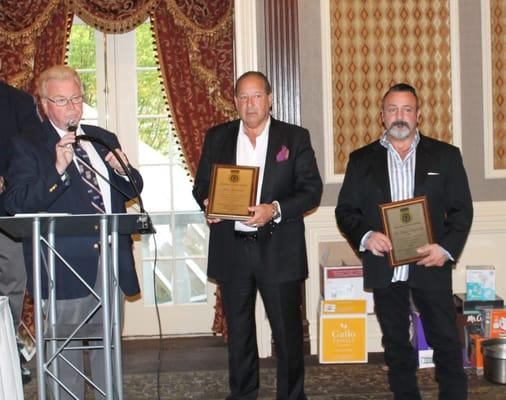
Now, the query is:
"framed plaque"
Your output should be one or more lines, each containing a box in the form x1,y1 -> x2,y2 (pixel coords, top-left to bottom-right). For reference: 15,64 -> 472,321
379,196 -> 434,267
207,164 -> 259,221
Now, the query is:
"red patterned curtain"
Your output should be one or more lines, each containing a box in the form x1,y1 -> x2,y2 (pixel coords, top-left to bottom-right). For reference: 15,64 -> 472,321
0,0 -> 72,93
69,0 -> 159,33
153,0 -> 235,176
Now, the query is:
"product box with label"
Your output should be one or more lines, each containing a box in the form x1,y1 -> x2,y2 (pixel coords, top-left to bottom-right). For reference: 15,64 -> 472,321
319,241 -> 374,313
468,333 -> 487,373
466,266 -> 495,301
455,311 -> 482,368
318,299 -> 367,364
411,311 -> 434,368
479,308 -> 506,338
320,266 -> 374,313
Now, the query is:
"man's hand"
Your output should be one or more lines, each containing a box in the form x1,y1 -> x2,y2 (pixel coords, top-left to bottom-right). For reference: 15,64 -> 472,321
416,244 -> 448,267
55,132 -> 76,175
105,148 -> 129,175
365,231 -> 392,257
203,199 -> 222,224
244,203 -> 277,228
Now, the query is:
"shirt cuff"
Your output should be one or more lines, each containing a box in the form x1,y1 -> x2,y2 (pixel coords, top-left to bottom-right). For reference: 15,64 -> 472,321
272,200 -> 282,223
359,230 -> 373,252
439,245 -> 454,261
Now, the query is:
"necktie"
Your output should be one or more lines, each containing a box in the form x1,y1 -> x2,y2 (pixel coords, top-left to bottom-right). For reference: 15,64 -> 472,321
74,143 -> 106,214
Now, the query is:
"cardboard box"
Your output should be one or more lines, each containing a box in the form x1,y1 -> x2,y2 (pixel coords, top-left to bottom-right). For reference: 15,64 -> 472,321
466,266 -> 495,300
320,266 -> 374,313
468,334 -> 487,372
454,293 -> 503,314
319,241 -> 375,313
479,308 -> 506,338
318,299 -> 367,364
411,311 -> 434,368
490,309 -> 506,337
455,312 -> 482,368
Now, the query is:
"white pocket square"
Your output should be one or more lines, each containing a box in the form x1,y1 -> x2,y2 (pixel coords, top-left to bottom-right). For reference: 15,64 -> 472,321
427,172 -> 439,175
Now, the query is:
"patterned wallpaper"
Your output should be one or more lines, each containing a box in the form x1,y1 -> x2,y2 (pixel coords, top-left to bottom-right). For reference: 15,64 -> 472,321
491,0 -> 506,170
330,0 -> 453,174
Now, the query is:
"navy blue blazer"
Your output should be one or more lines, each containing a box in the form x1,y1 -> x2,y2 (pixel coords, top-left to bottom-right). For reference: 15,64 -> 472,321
335,134 -> 473,290
0,82 -> 40,214
4,120 -> 143,299
193,118 -> 323,283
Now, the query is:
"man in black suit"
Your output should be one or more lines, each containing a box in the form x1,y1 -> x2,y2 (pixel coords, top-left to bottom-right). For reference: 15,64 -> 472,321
5,65 -> 142,399
0,79 -> 41,384
193,71 -> 322,399
336,83 -> 473,400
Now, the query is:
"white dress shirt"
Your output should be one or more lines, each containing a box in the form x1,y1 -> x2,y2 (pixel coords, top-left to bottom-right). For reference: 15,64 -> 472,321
234,118 -> 271,232
51,122 -> 112,213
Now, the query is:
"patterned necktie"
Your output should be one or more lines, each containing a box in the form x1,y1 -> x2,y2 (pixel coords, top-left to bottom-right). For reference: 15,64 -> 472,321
74,143 -> 106,214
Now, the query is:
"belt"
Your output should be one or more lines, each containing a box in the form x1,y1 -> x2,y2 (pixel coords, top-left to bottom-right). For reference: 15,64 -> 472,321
234,230 -> 258,240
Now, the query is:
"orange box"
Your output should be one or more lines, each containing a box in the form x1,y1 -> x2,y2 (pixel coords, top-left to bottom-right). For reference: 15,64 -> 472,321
318,299 -> 367,364
469,334 -> 487,371
490,309 -> 506,338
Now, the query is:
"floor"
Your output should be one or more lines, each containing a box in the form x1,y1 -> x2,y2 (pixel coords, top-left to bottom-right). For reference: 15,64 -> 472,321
22,336 -> 506,399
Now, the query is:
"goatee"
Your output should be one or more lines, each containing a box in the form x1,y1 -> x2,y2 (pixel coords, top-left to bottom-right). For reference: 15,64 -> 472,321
387,120 -> 411,140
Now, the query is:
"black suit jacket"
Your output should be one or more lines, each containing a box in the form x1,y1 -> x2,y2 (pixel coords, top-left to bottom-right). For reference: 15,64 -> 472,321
335,134 -> 473,290
4,120 -> 143,299
193,118 -> 322,283
0,82 -> 40,214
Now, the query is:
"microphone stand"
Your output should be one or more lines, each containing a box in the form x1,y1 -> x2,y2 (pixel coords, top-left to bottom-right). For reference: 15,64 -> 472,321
67,123 -> 155,234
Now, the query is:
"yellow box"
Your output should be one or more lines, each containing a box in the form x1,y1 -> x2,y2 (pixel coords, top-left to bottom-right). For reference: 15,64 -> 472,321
318,299 -> 368,363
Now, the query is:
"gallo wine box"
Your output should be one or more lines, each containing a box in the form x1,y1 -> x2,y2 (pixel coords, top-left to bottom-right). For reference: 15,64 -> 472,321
318,299 -> 367,364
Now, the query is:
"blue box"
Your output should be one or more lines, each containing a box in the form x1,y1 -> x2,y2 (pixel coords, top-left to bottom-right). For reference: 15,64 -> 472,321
466,266 -> 495,301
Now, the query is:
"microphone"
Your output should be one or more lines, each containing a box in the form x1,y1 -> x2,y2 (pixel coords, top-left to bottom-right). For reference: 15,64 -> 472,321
73,131 -> 155,234
66,120 -> 78,133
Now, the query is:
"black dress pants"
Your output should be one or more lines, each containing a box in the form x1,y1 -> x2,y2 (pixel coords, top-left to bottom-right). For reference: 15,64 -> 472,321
220,235 -> 306,400
373,282 -> 467,400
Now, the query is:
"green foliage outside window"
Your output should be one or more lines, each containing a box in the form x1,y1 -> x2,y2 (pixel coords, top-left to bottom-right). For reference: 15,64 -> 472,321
67,21 -> 170,156
67,24 -> 97,107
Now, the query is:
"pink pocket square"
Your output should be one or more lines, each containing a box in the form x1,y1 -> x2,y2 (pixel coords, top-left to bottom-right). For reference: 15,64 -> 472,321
276,145 -> 290,162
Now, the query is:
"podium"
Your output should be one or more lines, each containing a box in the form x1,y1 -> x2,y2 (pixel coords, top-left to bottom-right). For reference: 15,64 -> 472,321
0,213 -> 147,400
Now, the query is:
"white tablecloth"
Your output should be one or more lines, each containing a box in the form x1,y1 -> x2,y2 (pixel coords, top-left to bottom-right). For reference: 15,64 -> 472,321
0,296 -> 23,399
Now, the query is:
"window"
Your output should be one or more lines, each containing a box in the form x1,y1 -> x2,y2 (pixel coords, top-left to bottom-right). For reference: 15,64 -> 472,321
67,18 -> 209,308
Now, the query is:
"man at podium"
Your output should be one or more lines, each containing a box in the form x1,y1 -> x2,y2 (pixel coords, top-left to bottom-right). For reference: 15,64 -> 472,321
4,65 -> 143,399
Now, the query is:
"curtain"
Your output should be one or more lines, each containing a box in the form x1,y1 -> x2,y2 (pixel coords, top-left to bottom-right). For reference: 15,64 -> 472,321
152,0 -> 235,176
0,0 -> 72,92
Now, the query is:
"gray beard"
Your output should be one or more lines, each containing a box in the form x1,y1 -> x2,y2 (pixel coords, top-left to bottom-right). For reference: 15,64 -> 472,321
388,126 -> 411,140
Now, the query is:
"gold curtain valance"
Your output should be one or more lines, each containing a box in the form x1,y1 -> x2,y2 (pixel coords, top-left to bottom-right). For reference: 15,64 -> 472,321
68,0 -> 160,33
0,0 -> 62,44
164,0 -> 232,34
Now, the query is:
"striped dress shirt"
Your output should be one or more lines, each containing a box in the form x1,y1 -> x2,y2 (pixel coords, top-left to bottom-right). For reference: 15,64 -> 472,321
380,131 -> 420,282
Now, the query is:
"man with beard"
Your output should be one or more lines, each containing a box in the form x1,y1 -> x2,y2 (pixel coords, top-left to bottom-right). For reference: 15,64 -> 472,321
335,83 -> 473,400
